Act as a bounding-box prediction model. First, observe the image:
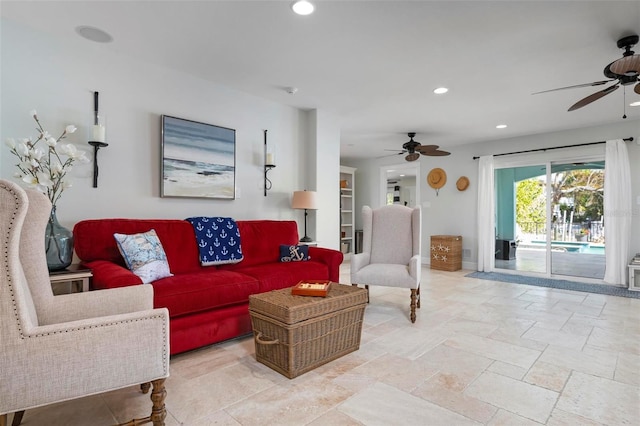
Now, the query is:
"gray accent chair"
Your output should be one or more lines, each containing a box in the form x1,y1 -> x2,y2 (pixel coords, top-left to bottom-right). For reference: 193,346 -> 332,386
350,204 -> 422,322
0,179 -> 170,426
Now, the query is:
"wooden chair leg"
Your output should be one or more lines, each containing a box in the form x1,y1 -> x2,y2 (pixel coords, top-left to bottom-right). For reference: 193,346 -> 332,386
410,289 -> 417,323
11,411 -> 24,426
150,378 -> 167,426
140,382 -> 151,394
416,286 -> 421,309
0,413 -> 7,426
117,378 -> 167,426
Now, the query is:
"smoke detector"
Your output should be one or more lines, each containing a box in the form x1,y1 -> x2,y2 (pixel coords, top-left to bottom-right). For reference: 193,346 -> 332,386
285,87 -> 298,95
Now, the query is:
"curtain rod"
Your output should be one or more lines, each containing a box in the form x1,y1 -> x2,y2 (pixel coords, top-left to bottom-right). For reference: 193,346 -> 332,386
472,137 -> 634,160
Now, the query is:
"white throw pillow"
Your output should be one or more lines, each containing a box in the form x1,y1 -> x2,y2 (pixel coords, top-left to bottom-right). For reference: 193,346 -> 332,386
114,229 -> 173,283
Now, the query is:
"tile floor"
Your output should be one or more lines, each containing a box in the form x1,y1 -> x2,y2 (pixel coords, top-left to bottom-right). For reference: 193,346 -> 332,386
16,264 -> 640,425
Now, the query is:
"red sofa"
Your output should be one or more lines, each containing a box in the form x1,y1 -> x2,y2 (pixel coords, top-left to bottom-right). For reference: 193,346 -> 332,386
73,219 -> 343,355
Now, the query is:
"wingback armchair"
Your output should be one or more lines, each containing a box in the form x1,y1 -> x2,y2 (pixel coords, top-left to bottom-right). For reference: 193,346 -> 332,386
350,204 -> 422,322
0,180 -> 170,426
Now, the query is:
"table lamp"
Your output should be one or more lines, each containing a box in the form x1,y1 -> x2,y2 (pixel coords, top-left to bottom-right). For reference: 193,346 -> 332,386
291,190 -> 318,242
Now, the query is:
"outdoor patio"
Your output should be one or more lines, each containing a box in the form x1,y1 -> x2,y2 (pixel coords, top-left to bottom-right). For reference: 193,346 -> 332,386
494,247 -> 605,280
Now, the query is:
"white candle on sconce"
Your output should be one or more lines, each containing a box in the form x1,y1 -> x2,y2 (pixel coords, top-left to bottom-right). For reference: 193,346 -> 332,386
91,116 -> 107,142
265,142 -> 276,167
92,124 -> 106,142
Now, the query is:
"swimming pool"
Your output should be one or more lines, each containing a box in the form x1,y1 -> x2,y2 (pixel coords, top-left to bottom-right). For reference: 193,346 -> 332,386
526,241 -> 605,254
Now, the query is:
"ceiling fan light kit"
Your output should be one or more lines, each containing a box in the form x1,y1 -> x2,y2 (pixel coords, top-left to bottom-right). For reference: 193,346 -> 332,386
535,34 -> 640,114
405,152 -> 420,162
611,35 -> 640,75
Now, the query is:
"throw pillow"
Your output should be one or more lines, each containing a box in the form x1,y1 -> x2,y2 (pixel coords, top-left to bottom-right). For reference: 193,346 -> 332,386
113,229 -> 173,283
279,244 -> 310,262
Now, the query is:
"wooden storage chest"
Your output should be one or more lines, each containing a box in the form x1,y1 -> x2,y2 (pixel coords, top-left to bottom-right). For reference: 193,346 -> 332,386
430,235 -> 462,271
249,283 -> 367,379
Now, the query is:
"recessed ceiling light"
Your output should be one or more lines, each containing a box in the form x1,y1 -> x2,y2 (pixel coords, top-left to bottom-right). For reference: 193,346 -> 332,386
75,26 -> 113,43
291,1 -> 314,15
630,101 -> 640,107
433,87 -> 449,94
496,124 -> 507,129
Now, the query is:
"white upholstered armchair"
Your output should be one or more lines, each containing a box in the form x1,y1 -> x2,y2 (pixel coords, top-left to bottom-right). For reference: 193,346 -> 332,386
350,204 -> 422,322
0,180 -> 170,426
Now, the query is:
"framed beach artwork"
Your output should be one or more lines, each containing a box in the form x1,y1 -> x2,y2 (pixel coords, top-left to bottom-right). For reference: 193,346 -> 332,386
161,115 -> 236,199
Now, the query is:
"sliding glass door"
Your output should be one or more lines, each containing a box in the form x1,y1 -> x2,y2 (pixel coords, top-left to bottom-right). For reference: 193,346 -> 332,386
495,164 -> 547,274
493,156 -> 605,280
549,161 -> 605,279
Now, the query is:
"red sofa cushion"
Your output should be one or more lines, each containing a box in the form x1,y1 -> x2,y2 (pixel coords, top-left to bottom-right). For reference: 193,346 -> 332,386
233,260 -> 330,293
151,269 -> 259,318
74,219 -> 203,274
222,220 -> 300,268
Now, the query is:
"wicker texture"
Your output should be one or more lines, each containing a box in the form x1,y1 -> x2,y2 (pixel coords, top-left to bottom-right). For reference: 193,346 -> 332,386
430,235 -> 462,271
249,284 -> 367,378
249,283 -> 367,324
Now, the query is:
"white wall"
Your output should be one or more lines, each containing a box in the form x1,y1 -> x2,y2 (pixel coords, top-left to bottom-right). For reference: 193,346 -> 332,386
308,109 -> 341,250
351,119 -> 640,268
1,19 -> 334,242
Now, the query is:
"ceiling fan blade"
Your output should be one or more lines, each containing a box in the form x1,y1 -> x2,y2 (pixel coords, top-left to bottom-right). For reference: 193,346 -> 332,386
414,145 -> 440,153
635,82 -> 640,95
568,84 -> 619,111
423,150 -> 451,157
532,80 -> 614,95
415,144 -> 451,156
405,153 -> 420,162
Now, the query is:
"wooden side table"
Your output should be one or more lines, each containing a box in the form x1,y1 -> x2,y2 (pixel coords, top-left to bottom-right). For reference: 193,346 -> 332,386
49,264 -> 93,294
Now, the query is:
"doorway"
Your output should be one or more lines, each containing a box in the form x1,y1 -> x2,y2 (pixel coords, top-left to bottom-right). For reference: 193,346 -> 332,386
379,163 -> 420,208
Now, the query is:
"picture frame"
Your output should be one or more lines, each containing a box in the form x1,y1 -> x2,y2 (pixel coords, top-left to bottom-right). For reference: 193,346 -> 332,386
161,115 -> 236,199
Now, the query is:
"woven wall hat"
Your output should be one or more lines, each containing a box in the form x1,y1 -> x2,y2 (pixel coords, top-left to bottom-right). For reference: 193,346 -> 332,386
456,176 -> 470,191
427,168 -> 447,189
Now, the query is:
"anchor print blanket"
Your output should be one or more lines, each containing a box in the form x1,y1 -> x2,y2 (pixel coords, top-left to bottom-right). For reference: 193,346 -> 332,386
185,217 -> 244,266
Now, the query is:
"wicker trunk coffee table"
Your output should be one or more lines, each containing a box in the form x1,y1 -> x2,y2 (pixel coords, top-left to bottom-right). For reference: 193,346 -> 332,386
248,283 -> 368,379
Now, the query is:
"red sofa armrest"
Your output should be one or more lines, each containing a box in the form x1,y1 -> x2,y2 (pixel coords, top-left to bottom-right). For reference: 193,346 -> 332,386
308,247 -> 344,283
83,260 -> 143,290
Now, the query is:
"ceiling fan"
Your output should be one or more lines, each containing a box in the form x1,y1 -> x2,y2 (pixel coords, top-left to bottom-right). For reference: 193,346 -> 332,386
533,34 -> 640,112
383,133 -> 450,162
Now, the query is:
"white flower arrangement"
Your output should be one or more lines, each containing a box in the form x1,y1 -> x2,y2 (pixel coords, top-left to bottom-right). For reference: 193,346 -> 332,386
5,110 -> 88,206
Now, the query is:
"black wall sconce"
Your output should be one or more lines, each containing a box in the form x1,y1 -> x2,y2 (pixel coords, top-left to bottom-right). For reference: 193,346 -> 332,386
264,129 -> 275,196
88,91 -> 108,188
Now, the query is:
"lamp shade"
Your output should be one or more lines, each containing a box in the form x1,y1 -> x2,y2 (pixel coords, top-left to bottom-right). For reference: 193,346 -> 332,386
291,190 -> 318,210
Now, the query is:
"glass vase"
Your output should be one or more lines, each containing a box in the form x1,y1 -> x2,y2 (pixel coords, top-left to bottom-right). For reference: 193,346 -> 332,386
45,206 -> 73,271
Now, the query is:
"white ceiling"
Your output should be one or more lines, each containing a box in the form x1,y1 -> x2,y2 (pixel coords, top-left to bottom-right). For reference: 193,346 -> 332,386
2,1 -> 639,161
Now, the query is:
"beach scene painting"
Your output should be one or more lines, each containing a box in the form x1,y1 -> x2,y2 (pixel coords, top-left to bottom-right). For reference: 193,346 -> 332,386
161,115 -> 236,199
